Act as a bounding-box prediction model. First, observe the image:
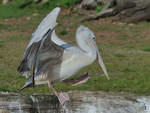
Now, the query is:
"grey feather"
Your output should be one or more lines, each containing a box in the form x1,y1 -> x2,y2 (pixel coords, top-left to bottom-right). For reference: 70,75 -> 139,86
19,29 -> 64,90
19,77 -> 33,92
17,41 -> 41,76
34,29 -> 64,82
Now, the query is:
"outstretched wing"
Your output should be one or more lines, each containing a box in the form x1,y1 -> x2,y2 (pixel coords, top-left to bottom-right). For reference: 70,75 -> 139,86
17,7 -> 60,77
19,29 -> 65,91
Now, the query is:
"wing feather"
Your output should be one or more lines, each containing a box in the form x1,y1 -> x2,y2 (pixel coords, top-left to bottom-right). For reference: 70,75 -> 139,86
34,29 -> 64,82
28,7 -> 60,48
18,7 -> 60,77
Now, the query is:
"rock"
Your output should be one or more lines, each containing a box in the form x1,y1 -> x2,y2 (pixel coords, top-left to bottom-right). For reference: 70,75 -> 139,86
97,0 -> 104,5
0,91 -> 150,113
26,17 -> 31,20
41,0 -> 48,3
117,22 -> 126,25
98,0 -> 108,4
128,23 -> 135,26
80,0 -> 98,9
4,19 -> 8,22
32,13 -> 39,17
33,0 -> 39,2
2,0 -> 10,5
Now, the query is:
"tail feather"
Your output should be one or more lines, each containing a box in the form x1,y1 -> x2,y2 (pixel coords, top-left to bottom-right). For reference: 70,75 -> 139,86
18,41 -> 41,77
18,77 -> 33,92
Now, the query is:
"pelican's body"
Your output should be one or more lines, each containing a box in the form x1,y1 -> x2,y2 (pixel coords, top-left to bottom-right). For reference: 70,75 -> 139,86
29,27 -> 97,85
59,39 -> 97,81
60,47 -> 97,81
18,7 -> 109,105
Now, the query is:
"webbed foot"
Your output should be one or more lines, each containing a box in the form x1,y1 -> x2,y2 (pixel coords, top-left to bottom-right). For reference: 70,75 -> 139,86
72,72 -> 90,86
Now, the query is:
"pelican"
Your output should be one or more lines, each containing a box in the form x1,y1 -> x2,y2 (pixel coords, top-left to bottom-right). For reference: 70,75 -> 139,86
18,7 -> 110,105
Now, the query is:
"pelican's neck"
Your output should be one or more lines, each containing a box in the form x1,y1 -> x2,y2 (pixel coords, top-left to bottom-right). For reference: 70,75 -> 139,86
51,30 -> 66,45
77,38 -> 97,60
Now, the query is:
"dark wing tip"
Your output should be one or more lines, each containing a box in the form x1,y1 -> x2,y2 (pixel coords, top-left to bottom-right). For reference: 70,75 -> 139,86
17,59 -> 31,75
18,77 -> 33,92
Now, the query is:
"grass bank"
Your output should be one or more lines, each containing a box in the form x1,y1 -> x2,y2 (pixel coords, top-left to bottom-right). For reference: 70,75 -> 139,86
0,2 -> 150,96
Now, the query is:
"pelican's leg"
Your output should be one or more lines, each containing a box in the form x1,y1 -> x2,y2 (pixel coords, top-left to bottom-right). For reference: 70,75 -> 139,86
72,72 -> 90,86
48,81 -> 70,105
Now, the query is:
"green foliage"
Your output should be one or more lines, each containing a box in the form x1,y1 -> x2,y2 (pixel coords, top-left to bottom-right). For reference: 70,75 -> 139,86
95,5 -> 105,13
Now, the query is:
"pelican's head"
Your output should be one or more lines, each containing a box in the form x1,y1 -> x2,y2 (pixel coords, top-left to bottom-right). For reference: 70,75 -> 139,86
76,25 -> 110,80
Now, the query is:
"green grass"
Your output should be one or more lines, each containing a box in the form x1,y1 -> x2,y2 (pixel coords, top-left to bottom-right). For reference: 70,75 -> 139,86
142,47 -> 150,52
0,0 -> 36,19
0,24 -> 10,31
113,53 -> 126,58
0,40 -> 4,48
0,0 -> 78,19
54,0 -> 78,8
59,30 -> 68,36
6,0 -> 68,19
0,5 -> 150,96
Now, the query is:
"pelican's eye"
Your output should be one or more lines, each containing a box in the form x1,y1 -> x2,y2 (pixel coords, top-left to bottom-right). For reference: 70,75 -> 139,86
93,37 -> 96,40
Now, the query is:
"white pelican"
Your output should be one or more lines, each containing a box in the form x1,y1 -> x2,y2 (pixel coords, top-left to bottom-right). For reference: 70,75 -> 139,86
18,7 -> 110,105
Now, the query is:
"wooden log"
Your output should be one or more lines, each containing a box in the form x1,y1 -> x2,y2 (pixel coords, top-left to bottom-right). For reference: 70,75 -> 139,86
113,3 -> 150,23
82,1 -> 136,21
82,0 -> 150,23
